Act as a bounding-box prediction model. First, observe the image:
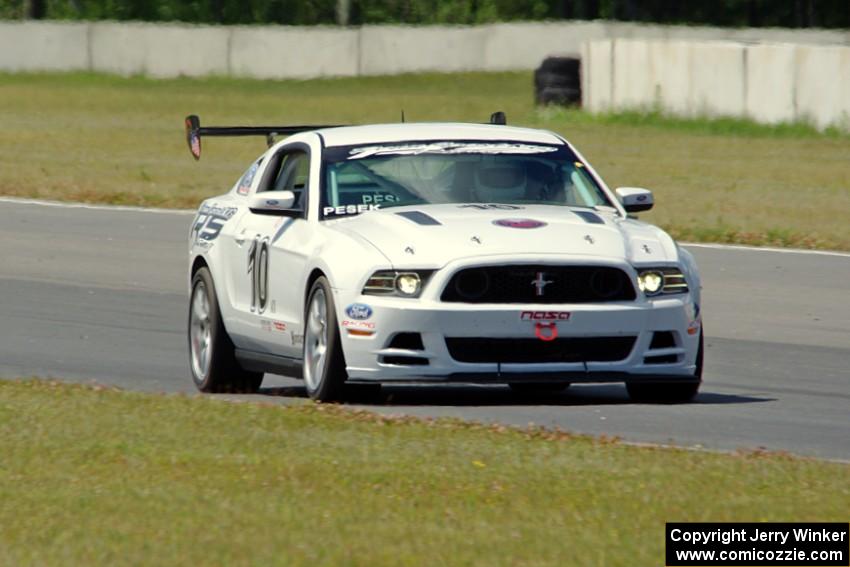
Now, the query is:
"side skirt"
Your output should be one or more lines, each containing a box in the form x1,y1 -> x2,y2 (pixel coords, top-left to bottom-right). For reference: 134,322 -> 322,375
234,349 -> 303,378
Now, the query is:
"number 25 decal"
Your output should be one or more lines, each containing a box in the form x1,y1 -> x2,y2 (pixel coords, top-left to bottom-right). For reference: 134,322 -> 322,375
247,236 -> 270,313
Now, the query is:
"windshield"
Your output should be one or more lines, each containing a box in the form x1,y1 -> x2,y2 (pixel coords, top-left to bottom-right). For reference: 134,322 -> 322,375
321,140 -> 613,219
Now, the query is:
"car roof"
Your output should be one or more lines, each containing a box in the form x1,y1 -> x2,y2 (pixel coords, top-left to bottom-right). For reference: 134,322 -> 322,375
314,122 -> 565,148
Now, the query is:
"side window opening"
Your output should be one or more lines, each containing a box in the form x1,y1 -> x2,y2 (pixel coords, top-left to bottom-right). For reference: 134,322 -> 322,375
260,149 -> 310,214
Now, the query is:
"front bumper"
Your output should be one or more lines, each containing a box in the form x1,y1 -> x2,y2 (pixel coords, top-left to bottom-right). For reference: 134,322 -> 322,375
335,291 -> 701,385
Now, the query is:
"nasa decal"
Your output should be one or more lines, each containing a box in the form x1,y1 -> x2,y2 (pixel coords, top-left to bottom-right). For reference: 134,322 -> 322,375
492,218 -> 547,229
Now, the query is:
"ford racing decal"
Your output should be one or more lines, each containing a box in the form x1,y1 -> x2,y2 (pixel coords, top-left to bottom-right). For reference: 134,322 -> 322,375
345,303 -> 373,320
342,320 -> 375,330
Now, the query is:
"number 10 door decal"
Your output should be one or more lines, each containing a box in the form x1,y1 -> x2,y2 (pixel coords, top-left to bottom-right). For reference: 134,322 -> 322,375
247,236 -> 270,313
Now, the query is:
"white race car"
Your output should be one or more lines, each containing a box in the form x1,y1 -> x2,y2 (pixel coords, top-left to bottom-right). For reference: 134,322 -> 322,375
185,113 -> 703,402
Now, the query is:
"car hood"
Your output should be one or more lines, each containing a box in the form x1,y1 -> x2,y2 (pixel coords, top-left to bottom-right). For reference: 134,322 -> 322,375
328,204 -> 679,268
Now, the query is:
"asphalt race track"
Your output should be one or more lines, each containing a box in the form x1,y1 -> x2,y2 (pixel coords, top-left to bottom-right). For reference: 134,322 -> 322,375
1,199 -> 848,460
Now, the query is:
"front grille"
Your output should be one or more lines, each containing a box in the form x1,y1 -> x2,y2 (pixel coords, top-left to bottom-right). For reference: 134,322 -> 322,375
643,354 -> 678,364
387,332 -> 424,350
649,331 -> 676,349
381,356 -> 429,366
445,336 -> 637,364
441,265 -> 636,304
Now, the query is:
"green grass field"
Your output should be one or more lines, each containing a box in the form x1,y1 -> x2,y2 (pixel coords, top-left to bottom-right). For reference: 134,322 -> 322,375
1,72 -> 849,249
0,379 -> 847,566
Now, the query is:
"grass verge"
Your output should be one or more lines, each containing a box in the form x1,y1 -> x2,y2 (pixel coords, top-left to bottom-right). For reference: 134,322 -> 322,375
0,378 -> 847,566
1,72 -> 849,249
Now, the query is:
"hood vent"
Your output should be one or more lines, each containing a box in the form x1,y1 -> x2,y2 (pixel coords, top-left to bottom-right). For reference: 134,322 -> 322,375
395,211 -> 441,226
572,210 -> 605,225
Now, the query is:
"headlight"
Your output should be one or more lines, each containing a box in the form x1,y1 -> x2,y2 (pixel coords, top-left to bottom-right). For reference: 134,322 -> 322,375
363,270 -> 432,298
395,273 -> 421,296
637,268 -> 689,296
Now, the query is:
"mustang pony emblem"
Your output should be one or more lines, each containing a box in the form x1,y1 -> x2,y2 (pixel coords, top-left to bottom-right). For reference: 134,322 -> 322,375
531,272 -> 554,296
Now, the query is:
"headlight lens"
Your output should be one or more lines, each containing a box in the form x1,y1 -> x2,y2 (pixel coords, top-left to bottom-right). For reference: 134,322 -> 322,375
363,270 -> 432,298
396,273 -> 421,296
638,271 -> 663,294
637,268 -> 689,296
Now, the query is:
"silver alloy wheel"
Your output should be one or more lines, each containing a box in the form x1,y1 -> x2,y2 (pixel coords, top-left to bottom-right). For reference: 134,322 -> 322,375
189,281 -> 212,381
304,287 -> 329,392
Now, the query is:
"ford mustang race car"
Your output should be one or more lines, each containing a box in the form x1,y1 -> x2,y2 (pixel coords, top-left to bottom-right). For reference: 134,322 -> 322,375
185,113 -> 703,402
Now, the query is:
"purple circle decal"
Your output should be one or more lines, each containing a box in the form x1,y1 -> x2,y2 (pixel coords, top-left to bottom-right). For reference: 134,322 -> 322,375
492,218 -> 548,229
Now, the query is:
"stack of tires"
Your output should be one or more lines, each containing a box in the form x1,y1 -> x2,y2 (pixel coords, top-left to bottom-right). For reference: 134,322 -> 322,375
534,57 -> 581,107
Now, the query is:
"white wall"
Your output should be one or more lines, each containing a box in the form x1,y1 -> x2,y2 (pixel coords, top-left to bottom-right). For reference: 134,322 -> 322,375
583,38 -> 850,130
2,19 -> 848,129
90,22 -> 230,77
230,26 -> 359,78
2,19 -> 850,79
795,45 -> 850,130
646,40 -> 690,115
580,40 -> 613,111
745,43 -> 796,124
689,41 -> 747,117
0,21 -> 89,72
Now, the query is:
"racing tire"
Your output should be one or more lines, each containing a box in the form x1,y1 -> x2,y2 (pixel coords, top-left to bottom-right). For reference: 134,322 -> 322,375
536,86 -> 582,106
303,276 -> 348,402
509,382 -> 571,393
188,267 -> 263,393
626,331 -> 703,403
534,57 -> 581,107
538,56 -> 581,78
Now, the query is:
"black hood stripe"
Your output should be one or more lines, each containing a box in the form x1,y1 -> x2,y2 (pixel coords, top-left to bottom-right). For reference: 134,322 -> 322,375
395,211 -> 442,226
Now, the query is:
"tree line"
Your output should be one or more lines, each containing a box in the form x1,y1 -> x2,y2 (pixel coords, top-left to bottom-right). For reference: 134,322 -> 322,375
3,0 -> 849,28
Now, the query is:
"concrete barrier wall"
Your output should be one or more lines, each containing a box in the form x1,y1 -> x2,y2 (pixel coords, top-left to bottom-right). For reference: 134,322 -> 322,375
746,43 -> 796,124
2,19 -> 850,79
0,21 -> 89,72
230,26 -> 359,78
647,40 -> 690,115
689,41 -> 747,117
580,40 -> 613,111
90,22 -> 230,77
795,45 -> 850,130
583,38 -> 850,130
2,19 -> 848,129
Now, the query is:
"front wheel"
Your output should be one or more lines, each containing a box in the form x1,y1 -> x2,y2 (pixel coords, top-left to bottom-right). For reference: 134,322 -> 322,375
188,267 -> 263,393
626,331 -> 703,403
303,276 -> 348,402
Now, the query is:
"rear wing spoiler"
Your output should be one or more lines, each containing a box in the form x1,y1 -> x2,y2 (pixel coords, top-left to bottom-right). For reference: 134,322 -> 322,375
184,114 -> 342,160
184,111 -> 507,160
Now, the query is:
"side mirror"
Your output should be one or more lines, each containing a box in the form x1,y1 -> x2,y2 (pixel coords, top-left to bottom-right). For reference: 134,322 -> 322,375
248,191 -> 299,215
615,187 -> 654,213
